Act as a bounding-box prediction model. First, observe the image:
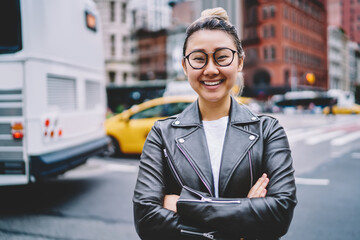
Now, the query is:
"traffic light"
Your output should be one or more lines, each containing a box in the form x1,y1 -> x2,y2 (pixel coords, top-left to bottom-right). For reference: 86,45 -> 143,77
306,73 -> 315,85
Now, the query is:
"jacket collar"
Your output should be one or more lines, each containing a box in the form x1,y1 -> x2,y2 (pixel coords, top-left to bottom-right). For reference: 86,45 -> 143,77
172,96 -> 259,127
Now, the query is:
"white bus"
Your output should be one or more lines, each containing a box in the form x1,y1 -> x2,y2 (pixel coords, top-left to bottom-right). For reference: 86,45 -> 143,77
0,0 -> 109,186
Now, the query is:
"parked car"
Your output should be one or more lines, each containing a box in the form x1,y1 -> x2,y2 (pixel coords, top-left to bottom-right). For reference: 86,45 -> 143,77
105,95 -> 253,156
323,104 -> 360,115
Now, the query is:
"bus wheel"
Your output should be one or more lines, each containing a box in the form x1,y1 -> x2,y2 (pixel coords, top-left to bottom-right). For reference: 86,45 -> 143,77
105,136 -> 122,158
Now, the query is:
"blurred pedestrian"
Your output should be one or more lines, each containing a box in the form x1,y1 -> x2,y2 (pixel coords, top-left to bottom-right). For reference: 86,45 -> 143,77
328,98 -> 336,115
133,7 -> 297,240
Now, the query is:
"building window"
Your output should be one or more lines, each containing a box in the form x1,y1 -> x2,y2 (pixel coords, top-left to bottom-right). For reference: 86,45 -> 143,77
123,72 -> 128,82
270,25 -> 275,37
284,47 -> 289,62
121,2 -> 127,23
263,26 -> 268,38
284,70 -> 290,86
110,34 -> 115,56
284,26 -> 288,38
270,6 -> 275,18
109,71 -> 116,83
264,47 -> 268,60
122,36 -> 127,56
271,46 -> 276,60
283,7 -> 288,19
110,1 -> 115,22
263,7 -> 268,19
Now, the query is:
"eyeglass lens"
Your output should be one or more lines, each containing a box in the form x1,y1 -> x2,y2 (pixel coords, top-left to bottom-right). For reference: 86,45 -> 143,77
188,48 -> 235,69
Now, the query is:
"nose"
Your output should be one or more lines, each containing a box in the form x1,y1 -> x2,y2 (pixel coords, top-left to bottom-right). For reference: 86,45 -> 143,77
203,56 -> 219,76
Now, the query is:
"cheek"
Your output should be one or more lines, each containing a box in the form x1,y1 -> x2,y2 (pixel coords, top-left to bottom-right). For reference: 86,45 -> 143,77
223,67 -> 238,79
187,69 -> 201,81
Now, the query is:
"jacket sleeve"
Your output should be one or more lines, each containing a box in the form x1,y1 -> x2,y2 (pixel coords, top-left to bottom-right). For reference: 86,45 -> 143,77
176,118 -> 297,239
133,121 -> 215,240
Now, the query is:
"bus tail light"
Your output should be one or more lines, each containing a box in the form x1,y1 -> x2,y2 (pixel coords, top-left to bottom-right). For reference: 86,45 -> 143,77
12,131 -> 24,139
11,122 -> 24,140
45,118 -> 50,127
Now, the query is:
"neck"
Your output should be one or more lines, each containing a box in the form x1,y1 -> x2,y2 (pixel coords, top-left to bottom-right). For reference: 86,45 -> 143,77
199,96 -> 231,121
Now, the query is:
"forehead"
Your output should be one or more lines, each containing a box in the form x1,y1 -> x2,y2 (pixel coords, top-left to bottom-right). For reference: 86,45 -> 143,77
186,29 -> 236,53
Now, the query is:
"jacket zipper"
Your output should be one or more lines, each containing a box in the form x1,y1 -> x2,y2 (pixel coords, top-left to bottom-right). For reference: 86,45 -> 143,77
180,186 -> 241,204
248,151 -> 254,188
163,148 -> 184,187
176,143 -> 214,197
180,229 -> 216,240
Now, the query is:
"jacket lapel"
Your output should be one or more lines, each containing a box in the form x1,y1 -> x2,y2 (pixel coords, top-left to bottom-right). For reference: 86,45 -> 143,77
218,123 -> 258,196
172,100 -> 214,196
218,98 -> 260,196
176,127 -> 215,196
172,97 -> 260,197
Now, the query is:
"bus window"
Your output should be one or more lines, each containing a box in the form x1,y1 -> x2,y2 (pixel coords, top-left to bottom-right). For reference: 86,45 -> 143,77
0,0 -> 22,54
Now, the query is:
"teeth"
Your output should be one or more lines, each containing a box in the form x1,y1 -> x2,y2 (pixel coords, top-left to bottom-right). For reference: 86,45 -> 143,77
203,80 -> 221,86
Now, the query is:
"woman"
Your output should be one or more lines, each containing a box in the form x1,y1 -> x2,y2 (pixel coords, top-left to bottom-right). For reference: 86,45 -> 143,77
133,8 -> 297,240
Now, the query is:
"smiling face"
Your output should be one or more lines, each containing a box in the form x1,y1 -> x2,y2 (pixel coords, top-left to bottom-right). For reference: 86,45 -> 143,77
182,29 -> 243,105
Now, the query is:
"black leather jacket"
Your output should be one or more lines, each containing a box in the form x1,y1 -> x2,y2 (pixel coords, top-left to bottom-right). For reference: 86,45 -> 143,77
133,97 -> 297,240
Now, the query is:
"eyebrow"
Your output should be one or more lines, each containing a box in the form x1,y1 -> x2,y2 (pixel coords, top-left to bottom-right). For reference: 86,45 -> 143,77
188,47 -> 231,53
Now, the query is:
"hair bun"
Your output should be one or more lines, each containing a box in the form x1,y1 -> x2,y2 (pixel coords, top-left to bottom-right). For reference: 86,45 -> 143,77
200,7 -> 229,22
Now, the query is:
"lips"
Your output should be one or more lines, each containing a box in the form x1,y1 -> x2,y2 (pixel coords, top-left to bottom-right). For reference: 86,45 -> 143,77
201,79 -> 224,86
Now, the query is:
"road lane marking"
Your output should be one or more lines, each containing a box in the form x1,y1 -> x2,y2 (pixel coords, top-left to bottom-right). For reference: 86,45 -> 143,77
288,129 -> 324,143
295,177 -> 330,186
286,128 -> 306,136
331,131 -> 360,146
305,131 -> 345,145
62,160 -> 139,179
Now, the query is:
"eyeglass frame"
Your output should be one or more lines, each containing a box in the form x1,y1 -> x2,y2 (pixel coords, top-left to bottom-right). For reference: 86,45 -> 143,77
183,47 -> 239,70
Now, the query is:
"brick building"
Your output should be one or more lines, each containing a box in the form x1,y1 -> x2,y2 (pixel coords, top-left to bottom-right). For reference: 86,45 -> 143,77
136,29 -> 167,80
241,0 -> 328,98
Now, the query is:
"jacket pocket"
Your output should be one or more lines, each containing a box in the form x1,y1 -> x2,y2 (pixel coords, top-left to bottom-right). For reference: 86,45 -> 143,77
180,229 -> 217,239
178,186 -> 241,204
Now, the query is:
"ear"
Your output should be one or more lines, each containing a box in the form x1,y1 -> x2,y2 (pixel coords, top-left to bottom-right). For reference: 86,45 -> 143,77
237,58 -> 244,72
182,59 -> 188,76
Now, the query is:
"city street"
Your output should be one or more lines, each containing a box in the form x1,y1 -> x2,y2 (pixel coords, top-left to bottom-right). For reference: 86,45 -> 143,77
0,114 -> 359,240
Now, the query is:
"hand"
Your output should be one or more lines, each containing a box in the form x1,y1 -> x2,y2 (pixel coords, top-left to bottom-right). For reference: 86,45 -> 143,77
163,194 -> 180,212
247,173 -> 269,198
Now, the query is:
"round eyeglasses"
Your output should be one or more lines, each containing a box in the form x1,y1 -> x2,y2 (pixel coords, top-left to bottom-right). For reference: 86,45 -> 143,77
184,47 -> 239,70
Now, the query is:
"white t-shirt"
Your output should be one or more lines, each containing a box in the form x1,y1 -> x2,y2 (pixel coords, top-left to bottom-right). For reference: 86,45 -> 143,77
202,116 -> 229,198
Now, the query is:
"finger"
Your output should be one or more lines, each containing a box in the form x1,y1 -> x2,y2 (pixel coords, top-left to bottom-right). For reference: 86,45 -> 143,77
254,177 -> 269,197
260,189 -> 267,198
248,174 -> 267,198
252,174 -> 267,191
252,174 -> 267,192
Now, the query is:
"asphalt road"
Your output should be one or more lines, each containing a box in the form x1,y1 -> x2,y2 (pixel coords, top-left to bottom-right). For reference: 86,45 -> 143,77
0,114 -> 359,240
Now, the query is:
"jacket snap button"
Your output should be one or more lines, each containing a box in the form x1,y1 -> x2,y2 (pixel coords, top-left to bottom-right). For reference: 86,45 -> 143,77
251,117 -> 257,120
249,135 -> 255,140
174,120 -> 180,125
178,138 -> 185,143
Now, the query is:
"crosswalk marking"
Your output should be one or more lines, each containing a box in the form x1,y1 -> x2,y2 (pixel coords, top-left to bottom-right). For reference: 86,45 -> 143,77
331,131 -> 360,146
288,129 -> 324,143
286,128 -> 306,136
305,131 -> 345,145
295,177 -> 330,186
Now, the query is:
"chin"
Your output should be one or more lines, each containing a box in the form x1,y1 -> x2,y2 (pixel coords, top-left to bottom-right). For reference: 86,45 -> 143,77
201,94 -> 229,103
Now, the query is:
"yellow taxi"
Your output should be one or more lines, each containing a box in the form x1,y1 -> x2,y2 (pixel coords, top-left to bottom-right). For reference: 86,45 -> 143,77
105,96 -> 196,156
323,104 -> 360,115
105,95 -> 253,156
